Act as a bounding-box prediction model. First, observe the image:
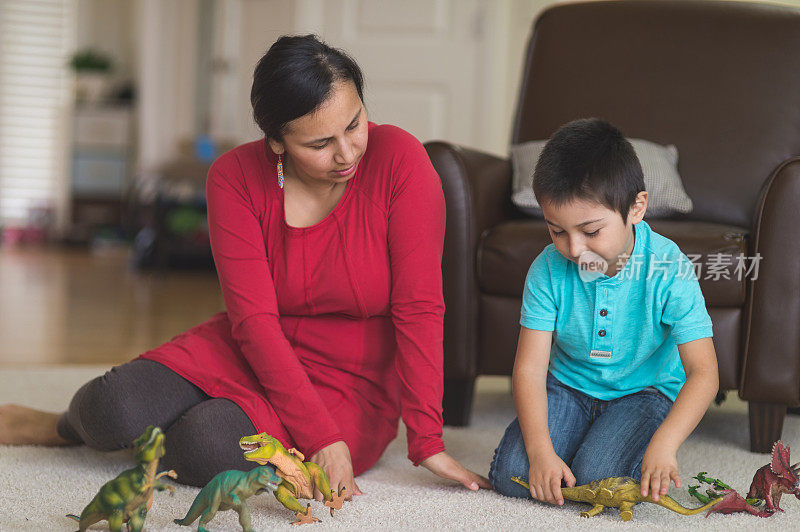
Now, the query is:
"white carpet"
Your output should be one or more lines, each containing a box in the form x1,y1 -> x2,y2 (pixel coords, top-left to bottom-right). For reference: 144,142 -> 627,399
1,366 -> 798,531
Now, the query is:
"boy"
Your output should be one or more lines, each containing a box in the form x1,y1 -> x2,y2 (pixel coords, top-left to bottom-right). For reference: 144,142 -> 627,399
488,118 -> 718,507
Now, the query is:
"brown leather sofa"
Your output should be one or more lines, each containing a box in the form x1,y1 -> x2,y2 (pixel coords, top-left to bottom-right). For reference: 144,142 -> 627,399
425,0 -> 800,453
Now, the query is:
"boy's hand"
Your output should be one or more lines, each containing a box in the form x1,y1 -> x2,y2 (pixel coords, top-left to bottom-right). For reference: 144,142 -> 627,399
528,449 -> 576,505
640,443 -> 681,501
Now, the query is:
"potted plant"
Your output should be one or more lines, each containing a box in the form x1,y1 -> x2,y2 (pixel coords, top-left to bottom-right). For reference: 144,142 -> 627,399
69,49 -> 114,104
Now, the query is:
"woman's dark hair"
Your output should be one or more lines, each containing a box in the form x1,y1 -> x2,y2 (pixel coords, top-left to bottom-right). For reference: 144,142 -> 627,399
251,34 -> 364,140
533,118 -> 645,221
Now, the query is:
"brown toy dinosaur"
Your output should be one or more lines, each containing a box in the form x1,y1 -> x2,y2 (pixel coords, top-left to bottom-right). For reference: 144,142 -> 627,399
747,440 -> 800,513
512,476 -> 721,521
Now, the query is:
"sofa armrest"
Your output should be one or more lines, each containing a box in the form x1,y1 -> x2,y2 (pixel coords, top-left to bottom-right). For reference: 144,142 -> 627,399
740,157 -> 800,405
424,141 -> 517,379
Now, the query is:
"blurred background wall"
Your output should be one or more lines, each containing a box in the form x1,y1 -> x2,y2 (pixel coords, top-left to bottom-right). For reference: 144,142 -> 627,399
0,0 -> 798,366
2,0 -> 798,242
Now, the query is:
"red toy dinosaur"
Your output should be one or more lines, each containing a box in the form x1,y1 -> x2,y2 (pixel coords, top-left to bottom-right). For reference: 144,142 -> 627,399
747,440 -> 800,513
704,489 -> 770,518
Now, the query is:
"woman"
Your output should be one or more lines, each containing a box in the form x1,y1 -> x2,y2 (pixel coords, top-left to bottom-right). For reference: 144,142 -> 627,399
0,35 -> 489,496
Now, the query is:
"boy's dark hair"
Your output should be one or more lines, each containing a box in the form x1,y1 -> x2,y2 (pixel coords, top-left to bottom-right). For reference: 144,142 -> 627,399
251,34 -> 364,141
532,118 -> 645,221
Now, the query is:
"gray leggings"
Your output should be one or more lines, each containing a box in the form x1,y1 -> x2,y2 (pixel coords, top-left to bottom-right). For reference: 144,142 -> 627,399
57,358 -> 257,487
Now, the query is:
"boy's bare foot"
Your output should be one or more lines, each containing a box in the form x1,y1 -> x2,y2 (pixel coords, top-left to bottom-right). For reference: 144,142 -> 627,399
0,404 -> 74,446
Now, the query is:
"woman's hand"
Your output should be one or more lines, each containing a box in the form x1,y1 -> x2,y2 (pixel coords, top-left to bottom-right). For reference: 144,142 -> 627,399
527,448 -> 575,505
640,442 -> 681,502
419,451 -> 492,491
309,440 -> 363,501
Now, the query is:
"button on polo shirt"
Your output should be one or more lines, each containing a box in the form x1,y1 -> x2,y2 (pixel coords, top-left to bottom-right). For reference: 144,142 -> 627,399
519,220 -> 713,402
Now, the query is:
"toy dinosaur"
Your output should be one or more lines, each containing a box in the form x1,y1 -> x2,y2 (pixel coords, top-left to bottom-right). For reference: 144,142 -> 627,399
700,488 -> 770,518
511,476 -> 722,521
688,472 -> 768,517
239,433 -> 347,525
747,440 -> 800,513
689,472 -> 761,505
66,425 -> 177,532
174,465 -> 282,532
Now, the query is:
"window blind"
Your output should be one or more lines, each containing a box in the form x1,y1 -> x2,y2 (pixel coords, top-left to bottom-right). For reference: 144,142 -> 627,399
0,0 -> 73,225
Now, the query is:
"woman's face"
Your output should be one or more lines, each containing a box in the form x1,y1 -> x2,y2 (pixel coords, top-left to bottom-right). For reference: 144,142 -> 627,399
269,80 -> 368,187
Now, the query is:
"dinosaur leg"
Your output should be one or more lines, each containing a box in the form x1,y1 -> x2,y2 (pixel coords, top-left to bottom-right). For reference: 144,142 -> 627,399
226,491 -> 255,531
126,506 -> 147,532
194,494 -> 223,532
306,461 -> 347,515
324,487 -> 347,516
773,493 -> 784,512
306,462 -> 334,500
274,484 -> 308,513
197,509 -> 216,532
618,502 -> 635,521
76,513 -> 103,532
291,504 -> 318,526
235,502 -> 256,532
107,510 -> 124,532
763,494 -> 777,513
580,504 -> 605,518
271,483 -> 319,525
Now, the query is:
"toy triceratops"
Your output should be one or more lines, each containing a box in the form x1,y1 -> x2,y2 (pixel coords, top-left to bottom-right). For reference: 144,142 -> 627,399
747,440 -> 800,513
687,440 -> 800,518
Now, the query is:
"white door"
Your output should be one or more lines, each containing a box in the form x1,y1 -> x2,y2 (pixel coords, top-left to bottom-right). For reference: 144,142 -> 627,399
295,0 -> 507,154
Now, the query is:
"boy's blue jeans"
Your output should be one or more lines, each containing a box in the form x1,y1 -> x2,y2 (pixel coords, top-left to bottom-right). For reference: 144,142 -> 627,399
489,372 -> 673,498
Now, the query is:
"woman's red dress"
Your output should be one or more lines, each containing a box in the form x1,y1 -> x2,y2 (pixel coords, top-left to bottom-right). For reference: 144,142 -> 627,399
138,123 -> 446,474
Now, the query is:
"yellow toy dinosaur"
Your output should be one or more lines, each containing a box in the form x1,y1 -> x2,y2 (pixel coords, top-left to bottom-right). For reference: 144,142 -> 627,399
512,476 -> 722,521
239,433 -> 347,525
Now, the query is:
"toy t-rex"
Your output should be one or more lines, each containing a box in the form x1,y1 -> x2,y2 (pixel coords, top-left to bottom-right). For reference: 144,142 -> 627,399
239,433 -> 347,525
66,425 -> 177,532
174,465 -> 282,532
511,476 -> 722,521
747,440 -> 800,513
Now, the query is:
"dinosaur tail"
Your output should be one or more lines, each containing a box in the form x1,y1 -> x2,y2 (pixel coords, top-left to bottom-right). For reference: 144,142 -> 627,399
66,514 -> 79,521
654,494 -> 723,515
174,496 -> 206,526
510,476 -> 529,489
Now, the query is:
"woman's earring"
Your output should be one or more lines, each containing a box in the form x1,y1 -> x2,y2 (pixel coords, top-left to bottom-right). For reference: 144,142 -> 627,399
277,154 -> 284,189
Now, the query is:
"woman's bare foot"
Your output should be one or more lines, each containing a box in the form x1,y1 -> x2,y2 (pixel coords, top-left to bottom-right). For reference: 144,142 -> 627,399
0,404 -> 74,446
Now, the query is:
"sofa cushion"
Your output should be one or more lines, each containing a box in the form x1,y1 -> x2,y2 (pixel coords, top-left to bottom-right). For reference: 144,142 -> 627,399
478,219 -> 748,307
510,138 -> 694,218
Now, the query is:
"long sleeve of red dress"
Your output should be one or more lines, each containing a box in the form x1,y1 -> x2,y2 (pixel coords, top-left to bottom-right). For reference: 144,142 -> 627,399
385,138 -> 446,464
138,123 -> 445,472
205,166 -> 344,456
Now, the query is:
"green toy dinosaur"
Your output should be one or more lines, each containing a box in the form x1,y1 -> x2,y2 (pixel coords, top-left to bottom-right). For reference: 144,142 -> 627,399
66,425 -> 177,532
174,465 -> 282,532
688,472 -> 762,506
238,433 -> 347,525
511,476 -> 722,521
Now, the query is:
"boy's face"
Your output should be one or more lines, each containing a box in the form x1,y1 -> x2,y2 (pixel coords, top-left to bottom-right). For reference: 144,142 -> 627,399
541,192 -> 648,278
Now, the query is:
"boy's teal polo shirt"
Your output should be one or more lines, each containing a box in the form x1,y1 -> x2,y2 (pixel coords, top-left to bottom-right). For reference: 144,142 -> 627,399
520,220 -> 713,401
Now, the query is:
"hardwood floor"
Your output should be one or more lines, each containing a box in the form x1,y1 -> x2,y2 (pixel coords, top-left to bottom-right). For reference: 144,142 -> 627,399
0,245 -> 224,365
